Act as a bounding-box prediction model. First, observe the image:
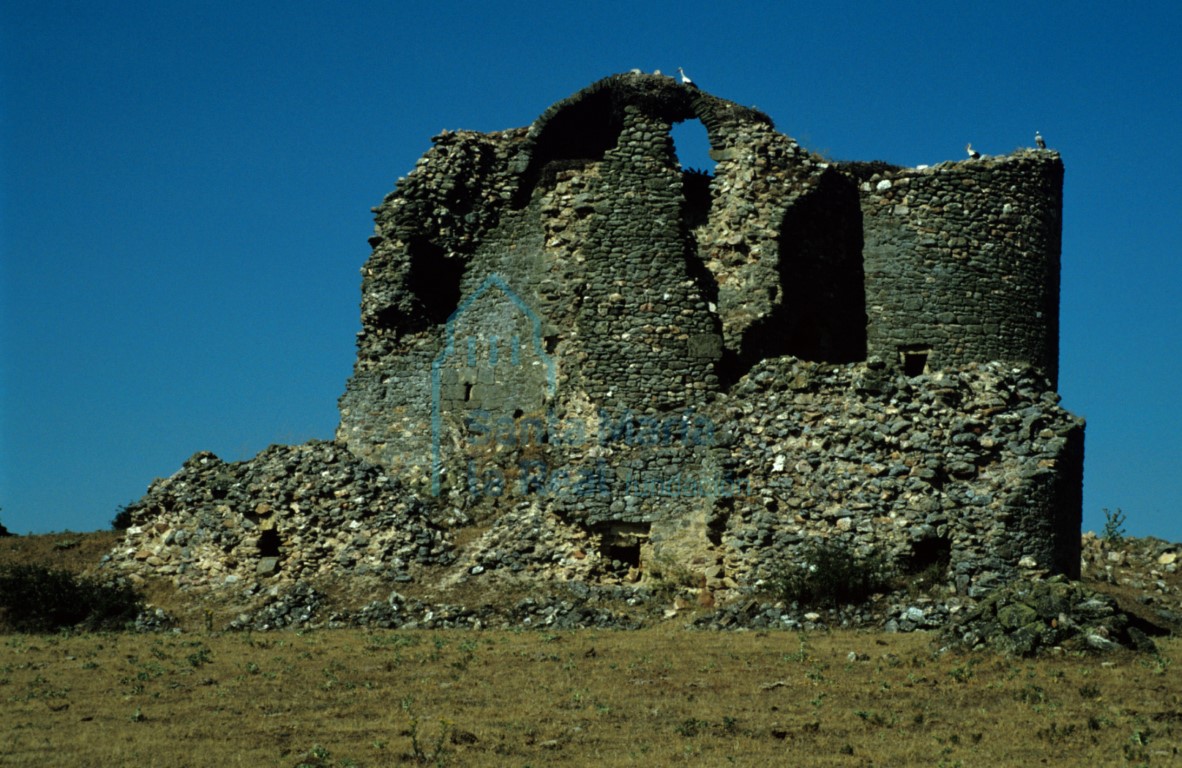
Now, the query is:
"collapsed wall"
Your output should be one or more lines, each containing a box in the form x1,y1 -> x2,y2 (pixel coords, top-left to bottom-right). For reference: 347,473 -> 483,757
107,73 -> 1084,616
335,72 -> 1079,582
103,442 -> 455,591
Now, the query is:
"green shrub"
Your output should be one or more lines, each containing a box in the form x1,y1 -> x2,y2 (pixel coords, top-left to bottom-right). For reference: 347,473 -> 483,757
0,564 -> 142,632
1101,508 -> 1126,543
770,538 -> 894,608
111,502 -> 137,531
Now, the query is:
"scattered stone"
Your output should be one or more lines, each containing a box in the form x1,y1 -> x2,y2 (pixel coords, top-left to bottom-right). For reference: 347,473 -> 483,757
946,575 -> 1162,656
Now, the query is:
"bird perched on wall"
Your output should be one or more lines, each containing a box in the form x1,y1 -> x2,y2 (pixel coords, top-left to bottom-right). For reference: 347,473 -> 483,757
966,143 -> 981,160
1035,131 -> 1046,149
677,67 -> 695,87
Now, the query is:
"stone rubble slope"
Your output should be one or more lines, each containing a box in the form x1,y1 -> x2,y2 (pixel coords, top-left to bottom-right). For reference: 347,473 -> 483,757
101,441 -> 455,591
946,574 -> 1160,656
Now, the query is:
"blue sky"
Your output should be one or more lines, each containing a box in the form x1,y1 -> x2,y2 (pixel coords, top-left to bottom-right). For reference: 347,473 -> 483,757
1,1 -> 1179,541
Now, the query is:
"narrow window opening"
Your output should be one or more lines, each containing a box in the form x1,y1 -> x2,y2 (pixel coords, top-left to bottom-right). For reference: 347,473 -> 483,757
901,348 -> 930,377
463,383 -> 473,402
706,499 -> 731,547
672,120 -> 715,230
670,119 -> 715,175
257,528 -> 281,558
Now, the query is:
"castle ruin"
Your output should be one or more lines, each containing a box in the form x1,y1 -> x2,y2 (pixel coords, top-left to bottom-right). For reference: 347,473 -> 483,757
110,74 -> 1084,615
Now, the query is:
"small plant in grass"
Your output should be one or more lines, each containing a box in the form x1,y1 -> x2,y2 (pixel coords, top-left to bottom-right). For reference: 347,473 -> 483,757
675,718 -> 707,737
186,646 -> 213,668
782,632 -> 810,663
295,744 -> 331,768
1101,508 -> 1126,543
769,538 -> 894,608
401,697 -> 450,765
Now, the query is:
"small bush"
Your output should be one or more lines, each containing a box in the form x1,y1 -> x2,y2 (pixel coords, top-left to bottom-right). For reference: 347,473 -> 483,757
770,538 -> 894,608
111,502 -> 137,531
0,564 -> 142,632
645,556 -> 702,600
1101,508 -> 1126,543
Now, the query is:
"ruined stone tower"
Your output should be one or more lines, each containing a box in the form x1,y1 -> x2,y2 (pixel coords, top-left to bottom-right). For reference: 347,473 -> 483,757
336,72 -> 1082,593
104,74 -> 1084,606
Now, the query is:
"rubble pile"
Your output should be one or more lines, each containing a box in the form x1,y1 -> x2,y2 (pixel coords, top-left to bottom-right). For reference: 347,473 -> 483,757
102,441 -> 454,590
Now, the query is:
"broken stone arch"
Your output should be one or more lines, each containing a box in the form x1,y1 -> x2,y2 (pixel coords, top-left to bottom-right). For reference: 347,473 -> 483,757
510,73 -> 769,207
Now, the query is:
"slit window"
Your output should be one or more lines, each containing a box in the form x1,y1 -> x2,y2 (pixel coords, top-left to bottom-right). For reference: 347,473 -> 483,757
257,528 -> 281,558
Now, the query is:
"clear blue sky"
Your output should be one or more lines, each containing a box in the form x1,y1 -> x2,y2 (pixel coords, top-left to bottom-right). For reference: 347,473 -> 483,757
2,1 -> 1179,541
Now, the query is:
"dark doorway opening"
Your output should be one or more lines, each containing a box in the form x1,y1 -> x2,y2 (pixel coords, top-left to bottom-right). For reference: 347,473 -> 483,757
901,348 -> 930,377
594,522 -> 651,571
906,535 -> 951,577
257,528 -> 281,558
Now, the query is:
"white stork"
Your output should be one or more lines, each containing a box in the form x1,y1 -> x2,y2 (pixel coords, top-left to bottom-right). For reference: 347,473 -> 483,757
1035,131 -> 1046,149
966,143 -> 981,160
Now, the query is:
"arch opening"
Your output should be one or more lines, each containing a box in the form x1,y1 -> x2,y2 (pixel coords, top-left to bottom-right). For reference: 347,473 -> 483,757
670,119 -> 715,175
512,89 -> 624,208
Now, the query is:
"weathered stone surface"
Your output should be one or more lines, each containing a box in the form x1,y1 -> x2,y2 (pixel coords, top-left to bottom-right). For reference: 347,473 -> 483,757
102,441 -> 454,591
947,575 -> 1159,656
103,74 -> 1095,635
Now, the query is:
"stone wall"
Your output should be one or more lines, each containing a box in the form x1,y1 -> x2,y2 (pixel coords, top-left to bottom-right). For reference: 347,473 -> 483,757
108,73 -> 1084,612
710,358 -> 1084,594
858,152 -> 1064,385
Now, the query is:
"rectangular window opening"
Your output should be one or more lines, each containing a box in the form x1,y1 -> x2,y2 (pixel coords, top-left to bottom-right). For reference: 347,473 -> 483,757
900,348 -> 931,377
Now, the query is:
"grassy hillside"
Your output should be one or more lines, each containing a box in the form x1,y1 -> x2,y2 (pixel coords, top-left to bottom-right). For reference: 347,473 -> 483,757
1,531 -> 1179,766
2,626 -> 1179,766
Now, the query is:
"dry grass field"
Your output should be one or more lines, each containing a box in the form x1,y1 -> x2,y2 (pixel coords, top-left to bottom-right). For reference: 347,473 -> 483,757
2,531 -> 1180,766
1,627 -> 1179,767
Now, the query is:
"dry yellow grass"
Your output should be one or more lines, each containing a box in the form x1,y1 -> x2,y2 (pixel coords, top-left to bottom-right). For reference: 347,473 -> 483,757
1,627 -> 1178,767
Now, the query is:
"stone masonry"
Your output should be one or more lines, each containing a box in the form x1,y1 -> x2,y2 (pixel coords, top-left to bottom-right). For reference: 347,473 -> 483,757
108,73 -> 1084,616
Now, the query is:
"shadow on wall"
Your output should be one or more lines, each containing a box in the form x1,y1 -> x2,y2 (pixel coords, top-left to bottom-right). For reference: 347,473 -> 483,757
512,88 -> 625,209
406,236 -> 466,326
721,169 -> 867,387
